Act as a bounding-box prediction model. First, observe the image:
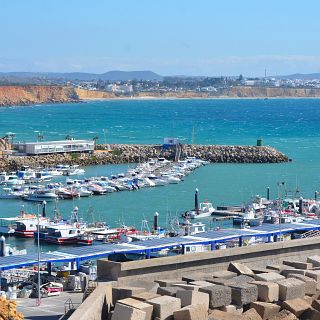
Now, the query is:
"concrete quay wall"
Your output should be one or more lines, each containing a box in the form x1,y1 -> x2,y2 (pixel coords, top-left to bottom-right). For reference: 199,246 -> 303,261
97,237 -> 320,285
0,143 -> 288,171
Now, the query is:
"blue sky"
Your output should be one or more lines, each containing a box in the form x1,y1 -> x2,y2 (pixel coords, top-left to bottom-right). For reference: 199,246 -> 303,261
1,0 -> 320,76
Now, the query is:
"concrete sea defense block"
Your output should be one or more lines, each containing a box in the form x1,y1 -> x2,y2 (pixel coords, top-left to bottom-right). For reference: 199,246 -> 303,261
301,307 -> 320,320
173,304 -> 207,320
286,274 -> 317,295
283,260 -> 312,270
172,283 -> 201,291
219,304 -> 243,314
176,290 -> 209,310
132,291 -> 161,302
212,275 -> 253,286
268,309 -> 298,320
117,298 -> 153,320
147,295 -> 181,320
208,310 -> 237,320
250,281 -> 279,302
189,280 -> 214,287
211,270 -> 237,279
306,270 -> 320,282
229,283 -> 258,305
112,302 -> 147,320
254,272 -> 285,282
307,255 -> 320,268
311,299 -> 320,311
157,286 -> 183,297
228,262 -> 255,276
266,264 -> 283,272
251,301 -> 281,320
282,298 -> 310,317
281,268 -> 306,277
251,267 -> 273,274
112,286 -> 145,305
182,273 -> 209,283
155,280 -> 185,287
241,308 -> 263,320
199,285 -> 232,308
127,279 -> 160,293
277,278 -> 305,301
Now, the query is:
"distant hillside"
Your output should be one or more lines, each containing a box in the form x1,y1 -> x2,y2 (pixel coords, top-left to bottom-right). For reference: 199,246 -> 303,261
275,73 -> 320,80
0,70 -> 163,82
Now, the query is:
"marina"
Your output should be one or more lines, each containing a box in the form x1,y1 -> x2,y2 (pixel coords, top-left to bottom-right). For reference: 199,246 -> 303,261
1,220 -> 320,271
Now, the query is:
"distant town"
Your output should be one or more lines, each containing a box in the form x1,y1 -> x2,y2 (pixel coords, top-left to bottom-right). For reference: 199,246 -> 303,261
1,71 -> 320,97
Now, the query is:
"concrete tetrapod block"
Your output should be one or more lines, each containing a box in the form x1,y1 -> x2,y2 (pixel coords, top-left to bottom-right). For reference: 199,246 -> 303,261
173,304 -> 207,320
241,308 -> 263,320
229,283 -> 258,306
307,255 -> 320,268
277,278 -> 305,301
282,298 -> 310,317
286,273 -> 317,295
176,290 -> 209,310
268,309 -> 298,320
147,295 -> 181,320
199,285 -> 232,308
155,280 -> 185,287
250,301 -> 281,320
282,260 -> 312,270
132,291 -> 161,302
211,270 -> 237,279
112,302 -> 147,320
157,286 -> 183,297
117,298 -> 153,320
112,286 -> 146,305
228,262 -> 255,276
250,281 -> 279,302
254,272 -> 285,282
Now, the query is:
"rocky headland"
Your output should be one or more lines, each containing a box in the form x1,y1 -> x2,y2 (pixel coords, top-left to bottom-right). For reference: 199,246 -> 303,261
0,144 -> 289,172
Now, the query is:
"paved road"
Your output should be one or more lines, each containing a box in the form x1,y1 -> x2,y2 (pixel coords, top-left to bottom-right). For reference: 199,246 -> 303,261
17,291 -> 83,320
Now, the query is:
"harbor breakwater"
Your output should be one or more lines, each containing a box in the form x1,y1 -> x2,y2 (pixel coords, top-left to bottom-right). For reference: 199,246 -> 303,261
0,144 -> 289,171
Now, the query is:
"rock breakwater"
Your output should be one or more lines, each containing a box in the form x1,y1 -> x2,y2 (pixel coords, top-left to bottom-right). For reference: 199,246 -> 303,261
0,144 -> 289,172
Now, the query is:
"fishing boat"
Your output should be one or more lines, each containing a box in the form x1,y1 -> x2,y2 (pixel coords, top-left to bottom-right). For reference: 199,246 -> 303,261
233,208 -> 261,227
183,189 -> 215,219
14,217 -> 49,238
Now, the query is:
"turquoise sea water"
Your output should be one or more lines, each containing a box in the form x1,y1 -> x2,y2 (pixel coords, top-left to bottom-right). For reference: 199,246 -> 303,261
1,98 -> 320,253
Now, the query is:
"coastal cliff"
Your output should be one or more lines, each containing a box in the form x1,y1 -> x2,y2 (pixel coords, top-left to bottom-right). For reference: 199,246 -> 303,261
0,144 -> 289,171
218,86 -> 320,98
1,85 -> 320,106
0,85 -> 78,106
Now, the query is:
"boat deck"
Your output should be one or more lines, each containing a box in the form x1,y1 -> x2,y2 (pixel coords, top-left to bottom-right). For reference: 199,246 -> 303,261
1,220 -> 320,271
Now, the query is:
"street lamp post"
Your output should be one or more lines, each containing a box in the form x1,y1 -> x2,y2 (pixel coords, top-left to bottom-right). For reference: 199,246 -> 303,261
277,182 -> 285,242
36,204 -> 41,306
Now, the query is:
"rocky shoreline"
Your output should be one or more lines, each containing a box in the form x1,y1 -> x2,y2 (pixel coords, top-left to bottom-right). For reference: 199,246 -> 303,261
0,144 -> 289,172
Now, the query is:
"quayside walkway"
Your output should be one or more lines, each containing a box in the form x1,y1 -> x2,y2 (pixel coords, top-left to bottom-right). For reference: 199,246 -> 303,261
1,220 -> 320,271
